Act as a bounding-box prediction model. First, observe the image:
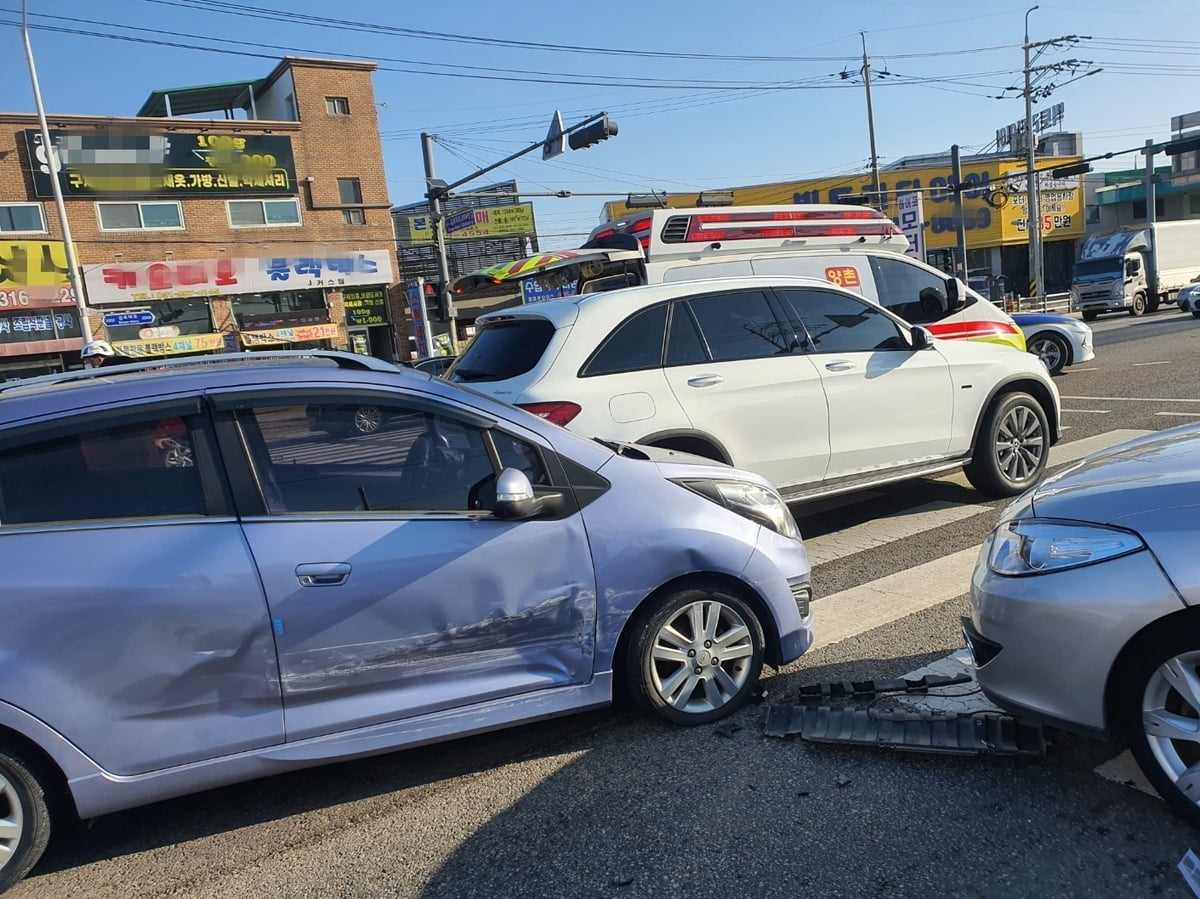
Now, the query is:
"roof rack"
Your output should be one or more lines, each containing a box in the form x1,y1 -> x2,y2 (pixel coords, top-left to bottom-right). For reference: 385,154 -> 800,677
0,350 -> 403,397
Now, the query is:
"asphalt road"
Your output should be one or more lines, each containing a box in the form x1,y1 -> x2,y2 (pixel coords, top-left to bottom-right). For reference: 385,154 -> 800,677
13,308 -> 1200,899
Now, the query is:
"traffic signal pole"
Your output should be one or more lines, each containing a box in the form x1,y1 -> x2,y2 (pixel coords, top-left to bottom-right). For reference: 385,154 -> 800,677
420,112 -> 617,354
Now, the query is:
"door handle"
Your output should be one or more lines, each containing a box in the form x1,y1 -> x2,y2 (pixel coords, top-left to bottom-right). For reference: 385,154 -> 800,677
295,562 -> 352,587
824,360 -> 856,372
687,374 -> 724,388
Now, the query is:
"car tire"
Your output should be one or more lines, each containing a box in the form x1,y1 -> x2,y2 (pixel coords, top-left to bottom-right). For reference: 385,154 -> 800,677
964,391 -> 1050,497
1082,310 -> 1099,322
1115,626 -> 1200,827
351,405 -> 383,436
0,745 -> 52,894
1193,311 -> 1200,320
624,583 -> 765,726
1025,332 -> 1069,375
1129,292 -> 1147,316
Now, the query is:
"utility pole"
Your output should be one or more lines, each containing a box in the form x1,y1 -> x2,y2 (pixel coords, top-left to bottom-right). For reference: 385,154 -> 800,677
420,132 -> 458,354
951,144 -> 968,279
22,0 -> 92,344
861,32 -> 882,206
1023,5 -> 1045,304
1144,137 -> 1158,302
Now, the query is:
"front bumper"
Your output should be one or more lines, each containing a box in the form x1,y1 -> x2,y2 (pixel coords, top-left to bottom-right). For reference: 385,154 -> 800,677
966,543 -> 1186,733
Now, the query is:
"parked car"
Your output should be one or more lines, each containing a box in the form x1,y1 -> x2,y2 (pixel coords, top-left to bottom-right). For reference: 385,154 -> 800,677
450,276 -> 1062,503
409,354 -> 456,377
1177,277 -> 1200,316
1011,312 -> 1096,375
966,424 -> 1200,825
0,350 -> 812,892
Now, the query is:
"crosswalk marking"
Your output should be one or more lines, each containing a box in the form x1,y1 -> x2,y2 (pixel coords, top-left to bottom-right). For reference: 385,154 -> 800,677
1062,394 -> 1200,403
803,429 -> 1153,567
1063,408 -> 1111,414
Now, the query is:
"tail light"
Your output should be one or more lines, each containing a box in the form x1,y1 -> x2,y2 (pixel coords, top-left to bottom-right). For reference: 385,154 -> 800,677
516,401 -> 582,427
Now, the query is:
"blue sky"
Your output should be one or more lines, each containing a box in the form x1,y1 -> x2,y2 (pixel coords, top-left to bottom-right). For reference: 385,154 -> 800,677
2,0 -> 1198,246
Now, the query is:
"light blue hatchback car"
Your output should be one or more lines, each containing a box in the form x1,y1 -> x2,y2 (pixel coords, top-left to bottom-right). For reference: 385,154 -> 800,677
0,350 -> 812,892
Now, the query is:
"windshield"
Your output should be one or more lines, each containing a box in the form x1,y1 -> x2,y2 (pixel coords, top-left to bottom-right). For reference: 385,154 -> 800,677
449,318 -> 556,383
1073,258 -> 1123,278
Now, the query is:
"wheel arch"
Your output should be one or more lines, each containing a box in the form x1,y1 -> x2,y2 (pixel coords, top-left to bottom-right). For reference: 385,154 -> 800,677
612,572 -> 784,693
1103,605 -> 1200,734
0,724 -> 73,821
635,429 -> 733,465
970,376 -> 1061,450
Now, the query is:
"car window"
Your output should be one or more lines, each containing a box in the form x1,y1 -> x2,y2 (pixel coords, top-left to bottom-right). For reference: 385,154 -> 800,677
0,414 -> 206,525
451,318 -> 555,383
237,401 -> 512,513
684,289 -> 793,361
581,303 -> 667,376
868,255 -> 963,325
665,302 -> 708,367
777,287 -> 909,354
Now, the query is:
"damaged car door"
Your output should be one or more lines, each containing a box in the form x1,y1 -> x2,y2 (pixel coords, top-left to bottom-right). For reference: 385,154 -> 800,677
216,390 -> 597,742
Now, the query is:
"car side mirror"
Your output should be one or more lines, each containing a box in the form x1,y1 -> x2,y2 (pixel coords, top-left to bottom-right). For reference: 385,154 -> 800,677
911,325 -> 932,350
493,467 -> 540,520
946,277 -> 966,313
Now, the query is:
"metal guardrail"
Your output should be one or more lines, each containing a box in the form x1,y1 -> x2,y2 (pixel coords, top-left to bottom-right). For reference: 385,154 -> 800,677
998,292 -> 1074,315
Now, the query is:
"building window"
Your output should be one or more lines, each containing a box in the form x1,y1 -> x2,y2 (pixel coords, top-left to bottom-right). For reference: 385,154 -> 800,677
0,203 -> 46,233
232,289 -> 328,331
96,202 -> 183,231
337,178 -> 363,204
325,96 -> 350,115
342,208 -> 366,225
227,198 -> 302,228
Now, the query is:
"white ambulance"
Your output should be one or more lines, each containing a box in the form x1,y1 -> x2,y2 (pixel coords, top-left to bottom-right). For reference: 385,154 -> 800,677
458,204 -> 1026,352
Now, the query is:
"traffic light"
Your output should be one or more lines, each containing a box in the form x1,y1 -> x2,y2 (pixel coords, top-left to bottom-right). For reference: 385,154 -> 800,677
1051,162 -> 1092,178
568,115 -> 619,151
1163,135 -> 1200,156
425,281 -> 447,322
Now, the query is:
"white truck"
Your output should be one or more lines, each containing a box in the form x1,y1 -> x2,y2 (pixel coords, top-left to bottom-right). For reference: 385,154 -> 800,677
1070,221 -> 1200,320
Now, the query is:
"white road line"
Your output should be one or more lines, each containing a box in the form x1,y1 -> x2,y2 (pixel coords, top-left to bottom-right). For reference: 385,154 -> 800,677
1094,750 -> 1157,797
1068,367 -> 1099,372
1134,360 -> 1172,366
1062,395 -> 1200,404
805,501 -> 980,566
809,546 -> 980,652
1063,409 -> 1112,414
805,429 -> 1152,567
1156,411 -> 1200,417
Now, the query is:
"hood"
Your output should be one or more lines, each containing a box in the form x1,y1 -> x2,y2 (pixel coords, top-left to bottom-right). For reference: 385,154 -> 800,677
1030,425 -> 1200,523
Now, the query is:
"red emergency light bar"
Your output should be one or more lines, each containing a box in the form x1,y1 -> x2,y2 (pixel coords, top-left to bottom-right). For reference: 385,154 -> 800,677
684,221 -> 903,243
694,210 -> 882,223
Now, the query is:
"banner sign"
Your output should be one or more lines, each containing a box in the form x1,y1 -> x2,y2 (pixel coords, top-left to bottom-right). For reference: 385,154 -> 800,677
0,308 -> 81,344
407,203 -> 535,243
25,130 -> 297,197
896,191 -> 926,261
405,280 -> 433,357
113,333 -> 226,358
521,276 -> 577,304
239,323 -> 340,346
343,287 -> 389,326
83,250 -> 394,304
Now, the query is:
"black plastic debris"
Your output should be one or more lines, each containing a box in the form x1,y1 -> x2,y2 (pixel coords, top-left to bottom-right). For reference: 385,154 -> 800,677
762,705 -> 1047,757
791,674 -> 972,702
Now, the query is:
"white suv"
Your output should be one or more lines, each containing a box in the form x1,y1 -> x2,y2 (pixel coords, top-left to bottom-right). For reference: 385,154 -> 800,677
449,276 -> 1062,502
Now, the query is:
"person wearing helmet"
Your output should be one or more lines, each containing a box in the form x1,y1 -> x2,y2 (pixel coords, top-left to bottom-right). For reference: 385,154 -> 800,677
80,340 -> 133,369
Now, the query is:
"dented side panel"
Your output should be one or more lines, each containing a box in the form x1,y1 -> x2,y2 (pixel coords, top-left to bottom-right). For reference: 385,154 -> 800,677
239,516 -> 597,742
0,521 -> 283,776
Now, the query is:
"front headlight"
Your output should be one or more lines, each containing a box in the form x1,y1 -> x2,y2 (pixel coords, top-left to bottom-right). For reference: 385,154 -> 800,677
987,518 -> 1145,576
674,479 -> 801,540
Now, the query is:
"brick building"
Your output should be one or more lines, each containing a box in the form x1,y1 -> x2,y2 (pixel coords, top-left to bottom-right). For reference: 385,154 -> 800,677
0,56 -> 404,381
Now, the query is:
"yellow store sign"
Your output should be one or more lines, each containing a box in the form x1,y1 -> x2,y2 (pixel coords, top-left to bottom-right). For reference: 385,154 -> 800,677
113,333 -> 225,357
604,160 -> 1086,249
406,203 -> 535,243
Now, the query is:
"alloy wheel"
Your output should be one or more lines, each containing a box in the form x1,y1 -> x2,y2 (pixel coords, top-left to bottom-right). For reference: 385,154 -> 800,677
648,599 -> 756,714
1142,649 -> 1200,805
0,769 -> 24,876
1028,336 -> 1065,374
993,403 -> 1045,483
353,406 -> 383,435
